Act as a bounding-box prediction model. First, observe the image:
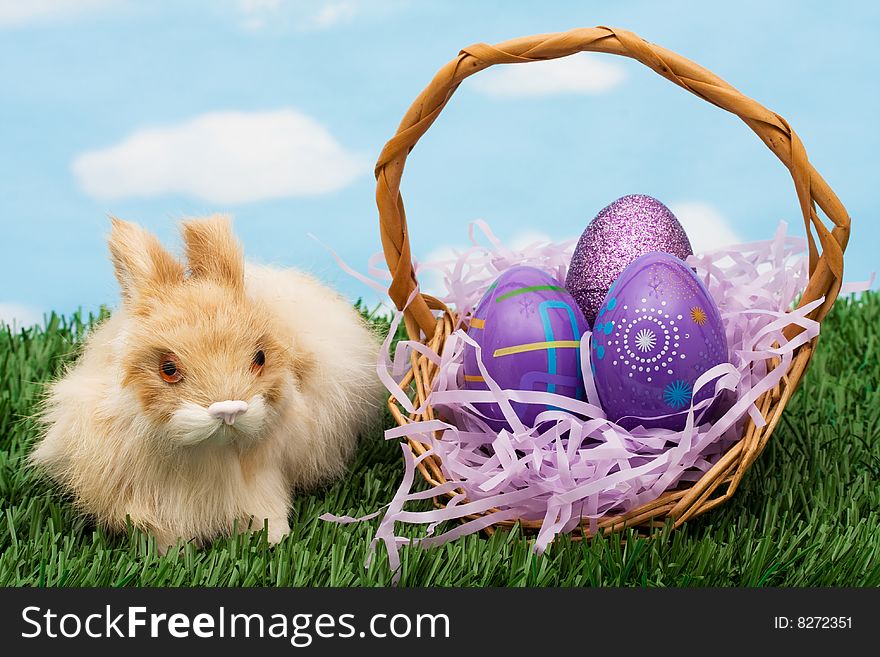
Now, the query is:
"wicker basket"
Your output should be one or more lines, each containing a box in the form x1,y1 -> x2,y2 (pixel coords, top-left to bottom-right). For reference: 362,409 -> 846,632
375,26 -> 850,537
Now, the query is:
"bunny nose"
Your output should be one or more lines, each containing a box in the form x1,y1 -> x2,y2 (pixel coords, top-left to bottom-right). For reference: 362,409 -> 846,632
208,400 -> 249,425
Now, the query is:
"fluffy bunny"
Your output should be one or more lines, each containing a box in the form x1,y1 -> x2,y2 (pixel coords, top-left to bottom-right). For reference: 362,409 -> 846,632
30,216 -> 384,552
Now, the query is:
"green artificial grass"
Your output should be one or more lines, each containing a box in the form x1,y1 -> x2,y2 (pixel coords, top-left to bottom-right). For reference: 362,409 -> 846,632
0,294 -> 878,587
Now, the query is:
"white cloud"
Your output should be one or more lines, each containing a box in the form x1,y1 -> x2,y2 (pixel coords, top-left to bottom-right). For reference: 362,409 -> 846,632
236,0 -> 375,31
417,244 -> 461,296
237,0 -> 280,30
0,303 -> 42,328
508,230 -> 552,250
312,1 -> 357,28
470,53 -> 626,99
668,202 -> 743,254
416,230 -> 555,295
0,0 -> 117,26
72,109 -> 368,205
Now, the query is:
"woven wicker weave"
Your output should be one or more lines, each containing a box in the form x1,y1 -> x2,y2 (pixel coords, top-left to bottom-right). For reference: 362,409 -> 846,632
375,27 -> 850,537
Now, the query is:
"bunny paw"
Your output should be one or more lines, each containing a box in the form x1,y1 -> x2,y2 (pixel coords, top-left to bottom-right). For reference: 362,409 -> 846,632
240,514 -> 290,546
265,517 -> 291,546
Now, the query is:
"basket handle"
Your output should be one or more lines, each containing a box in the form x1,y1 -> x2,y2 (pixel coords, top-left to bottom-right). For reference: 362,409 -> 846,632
375,26 -> 850,340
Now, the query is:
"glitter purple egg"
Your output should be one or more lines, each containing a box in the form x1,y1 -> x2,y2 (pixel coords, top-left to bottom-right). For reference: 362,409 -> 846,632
591,252 -> 728,431
565,194 -> 693,326
463,266 -> 588,429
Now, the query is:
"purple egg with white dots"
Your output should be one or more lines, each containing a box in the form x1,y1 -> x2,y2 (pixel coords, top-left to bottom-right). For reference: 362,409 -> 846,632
463,266 -> 589,430
591,252 -> 728,431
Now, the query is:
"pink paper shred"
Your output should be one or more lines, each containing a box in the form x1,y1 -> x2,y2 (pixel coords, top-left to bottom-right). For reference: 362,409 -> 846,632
322,220 -> 832,581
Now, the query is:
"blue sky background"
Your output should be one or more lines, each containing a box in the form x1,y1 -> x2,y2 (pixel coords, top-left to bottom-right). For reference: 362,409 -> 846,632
0,0 -> 876,325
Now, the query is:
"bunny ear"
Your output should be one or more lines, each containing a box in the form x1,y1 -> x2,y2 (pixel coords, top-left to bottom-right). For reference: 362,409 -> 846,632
108,217 -> 184,303
180,215 -> 245,290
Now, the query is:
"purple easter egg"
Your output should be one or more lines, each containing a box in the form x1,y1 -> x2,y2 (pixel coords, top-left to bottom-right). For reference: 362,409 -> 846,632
591,252 -> 728,431
565,194 -> 693,326
463,266 -> 589,429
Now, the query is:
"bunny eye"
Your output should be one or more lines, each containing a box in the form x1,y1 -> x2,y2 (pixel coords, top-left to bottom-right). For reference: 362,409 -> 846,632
252,349 -> 266,374
159,354 -> 183,384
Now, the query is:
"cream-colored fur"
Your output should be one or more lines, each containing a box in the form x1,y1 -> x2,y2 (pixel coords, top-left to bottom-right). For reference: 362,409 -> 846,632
30,216 -> 383,552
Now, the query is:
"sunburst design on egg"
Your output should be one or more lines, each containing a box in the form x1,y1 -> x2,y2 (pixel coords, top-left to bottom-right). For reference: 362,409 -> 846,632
690,306 -> 707,326
663,379 -> 692,409
634,328 -> 656,352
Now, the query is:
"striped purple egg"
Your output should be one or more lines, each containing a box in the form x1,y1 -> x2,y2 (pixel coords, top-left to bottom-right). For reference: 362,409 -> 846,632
463,266 -> 589,429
